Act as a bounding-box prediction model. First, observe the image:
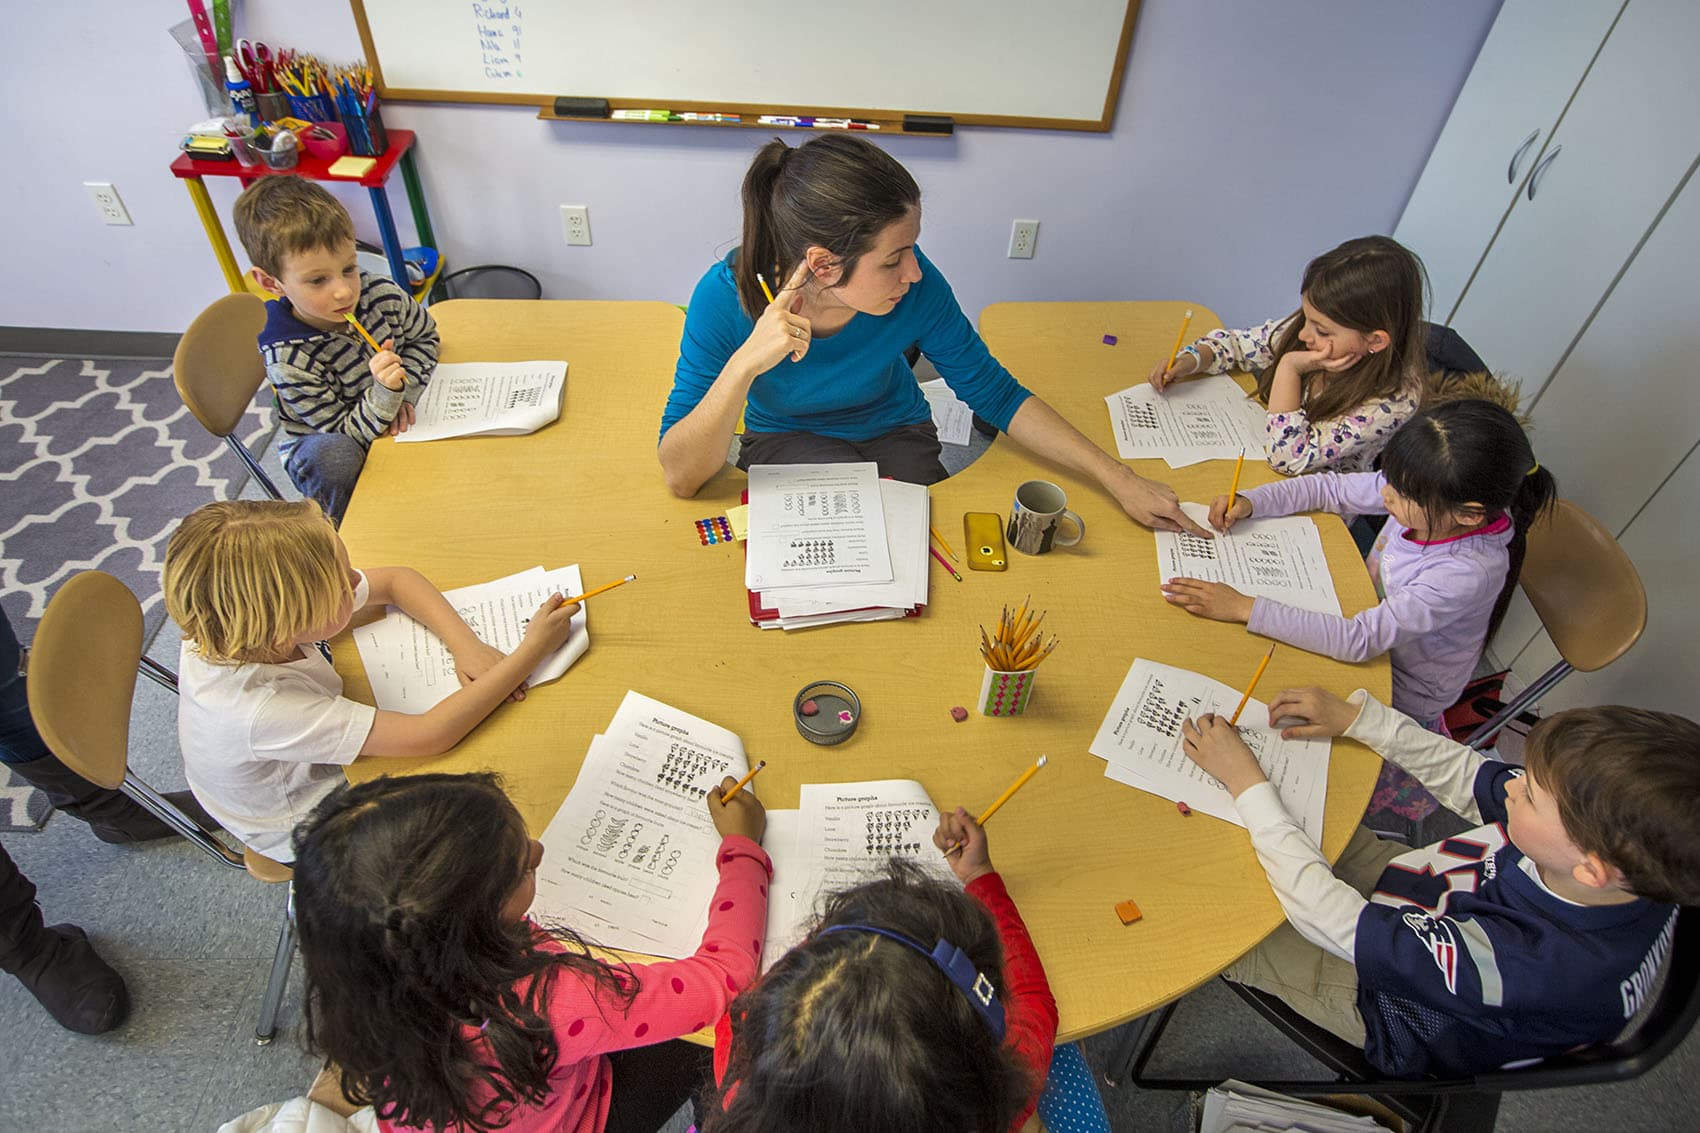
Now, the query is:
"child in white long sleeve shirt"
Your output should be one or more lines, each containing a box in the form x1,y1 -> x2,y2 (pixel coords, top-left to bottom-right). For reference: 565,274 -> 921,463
1179,688 -> 1700,1078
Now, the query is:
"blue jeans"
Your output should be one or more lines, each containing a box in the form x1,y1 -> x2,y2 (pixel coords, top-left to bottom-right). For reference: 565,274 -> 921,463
284,433 -> 367,524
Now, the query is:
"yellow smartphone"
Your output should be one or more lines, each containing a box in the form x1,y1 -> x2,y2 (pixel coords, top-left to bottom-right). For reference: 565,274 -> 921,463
964,512 -> 1007,571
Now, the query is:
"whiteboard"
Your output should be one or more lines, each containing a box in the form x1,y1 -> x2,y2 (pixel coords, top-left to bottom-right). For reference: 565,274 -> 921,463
353,0 -> 1141,130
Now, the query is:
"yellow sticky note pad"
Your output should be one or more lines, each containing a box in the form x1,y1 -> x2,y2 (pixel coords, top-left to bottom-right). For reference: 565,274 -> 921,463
726,504 -> 750,541
328,155 -> 377,177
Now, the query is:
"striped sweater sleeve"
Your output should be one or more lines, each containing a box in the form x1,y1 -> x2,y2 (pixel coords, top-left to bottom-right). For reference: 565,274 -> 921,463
267,352 -> 402,446
359,275 -> 439,400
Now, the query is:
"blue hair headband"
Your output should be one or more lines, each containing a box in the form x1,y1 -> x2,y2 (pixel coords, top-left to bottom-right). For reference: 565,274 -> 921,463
819,924 -> 1006,1041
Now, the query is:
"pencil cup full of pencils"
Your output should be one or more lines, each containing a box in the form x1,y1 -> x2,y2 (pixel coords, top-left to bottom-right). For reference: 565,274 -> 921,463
979,665 -> 1036,717
978,598 -> 1056,717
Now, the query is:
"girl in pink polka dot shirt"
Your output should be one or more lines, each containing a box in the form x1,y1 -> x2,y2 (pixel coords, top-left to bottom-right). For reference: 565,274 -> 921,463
291,771 -> 770,1133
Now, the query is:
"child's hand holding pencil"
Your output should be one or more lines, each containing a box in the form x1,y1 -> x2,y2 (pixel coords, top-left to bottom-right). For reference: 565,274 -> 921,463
933,807 -> 994,884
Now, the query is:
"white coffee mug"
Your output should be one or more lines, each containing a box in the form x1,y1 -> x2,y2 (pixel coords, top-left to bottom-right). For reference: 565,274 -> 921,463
1006,480 -> 1085,555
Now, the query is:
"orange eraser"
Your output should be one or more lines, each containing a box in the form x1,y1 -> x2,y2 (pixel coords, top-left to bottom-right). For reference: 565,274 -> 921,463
1115,899 -> 1143,925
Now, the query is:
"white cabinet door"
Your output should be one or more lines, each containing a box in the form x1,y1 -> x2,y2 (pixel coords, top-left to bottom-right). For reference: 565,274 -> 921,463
1497,161 -> 1700,664
1393,0 -> 1623,320
1448,0 -> 1700,397
1508,442 -> 1700,716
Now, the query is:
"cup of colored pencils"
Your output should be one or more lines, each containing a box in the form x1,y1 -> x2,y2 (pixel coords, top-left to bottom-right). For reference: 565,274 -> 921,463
977,597 -> 1056,717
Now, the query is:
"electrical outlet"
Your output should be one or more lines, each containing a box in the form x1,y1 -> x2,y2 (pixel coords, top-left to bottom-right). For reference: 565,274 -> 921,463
85,182 -> 133,226
560,204 -> 592,246
1008,219 -> 1039,259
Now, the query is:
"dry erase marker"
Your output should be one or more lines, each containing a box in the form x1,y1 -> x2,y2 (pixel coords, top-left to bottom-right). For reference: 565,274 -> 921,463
677,112 -> 740,123
758,115 -> 815,127
613,109 -> 675,121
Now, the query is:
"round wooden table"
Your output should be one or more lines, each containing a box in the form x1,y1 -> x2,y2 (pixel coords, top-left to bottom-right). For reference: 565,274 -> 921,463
336,298 -> 1389,1040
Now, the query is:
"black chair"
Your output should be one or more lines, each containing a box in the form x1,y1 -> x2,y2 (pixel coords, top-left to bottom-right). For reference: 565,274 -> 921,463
1104,906 -> 1699,1132
431,264 -> 542,302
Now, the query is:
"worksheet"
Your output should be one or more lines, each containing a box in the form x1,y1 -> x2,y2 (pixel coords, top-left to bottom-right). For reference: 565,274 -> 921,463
352,565 -> 587,711
396,360 -> 568,442
529,691 -> 751,957
1089,659 -> 1329,842
1104,374 -> 1267,467
1156,504 -> 1342,616
755,780 -> 958,969
745,462 -> 893,590
761,479 -> 929,620
920,378 -> 974,445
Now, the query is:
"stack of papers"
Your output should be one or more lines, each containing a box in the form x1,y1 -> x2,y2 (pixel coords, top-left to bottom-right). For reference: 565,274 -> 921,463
395,360 -> 567,443
1202,1081 -> 1390,1133
1089,659 -> 1330,843
919,378 -> 974,445
745,463 -> 929,629
352,565 -> 589,710
531,691 -> 752,957
1156,504 -> 1342,616
1104,373 -> 1267,467
528,691 -> 956,967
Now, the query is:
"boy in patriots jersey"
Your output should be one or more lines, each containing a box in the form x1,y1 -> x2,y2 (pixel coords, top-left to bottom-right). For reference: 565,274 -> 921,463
1179,688 -> 1700,1077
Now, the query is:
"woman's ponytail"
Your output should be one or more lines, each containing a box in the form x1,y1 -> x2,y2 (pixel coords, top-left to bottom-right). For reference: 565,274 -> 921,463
737,139 -> 791,317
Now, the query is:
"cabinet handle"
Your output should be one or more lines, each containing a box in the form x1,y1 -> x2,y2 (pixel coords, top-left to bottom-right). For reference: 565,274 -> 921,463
1526,146 -> 1563,201
1507,129 -> 1540,185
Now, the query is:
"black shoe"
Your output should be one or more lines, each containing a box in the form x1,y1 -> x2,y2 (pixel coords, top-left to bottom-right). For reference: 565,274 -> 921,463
90,790 -> 223,845
9,923 -> 130,1034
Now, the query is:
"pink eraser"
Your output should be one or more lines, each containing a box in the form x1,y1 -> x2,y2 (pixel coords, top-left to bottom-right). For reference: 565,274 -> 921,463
949,706 -> 968,722
800,699 -> 819,717
1176,801 -> 1192,816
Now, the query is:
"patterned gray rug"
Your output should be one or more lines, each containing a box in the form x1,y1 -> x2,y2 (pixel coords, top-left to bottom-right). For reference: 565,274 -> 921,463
1,353 -> 278,831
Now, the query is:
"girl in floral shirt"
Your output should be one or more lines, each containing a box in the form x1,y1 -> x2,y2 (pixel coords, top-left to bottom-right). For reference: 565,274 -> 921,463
1149,236 -> 1428,475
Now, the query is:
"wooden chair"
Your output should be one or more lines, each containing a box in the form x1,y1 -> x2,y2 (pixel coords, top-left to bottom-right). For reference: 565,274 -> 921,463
1104,908 -> 1699,1132
174,293 -> 284,501
26,570 -> 299,1043
1469,499 -> 1647,749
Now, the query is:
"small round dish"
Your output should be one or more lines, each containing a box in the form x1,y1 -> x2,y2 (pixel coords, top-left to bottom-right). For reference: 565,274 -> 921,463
792,680 -> 861,746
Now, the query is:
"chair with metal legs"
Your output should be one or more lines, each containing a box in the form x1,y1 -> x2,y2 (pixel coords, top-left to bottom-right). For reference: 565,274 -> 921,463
1469,499 -> 1647,750
26,570 -> 298,1043
1103,905 -> 1698,1132
174,292 -> 284,500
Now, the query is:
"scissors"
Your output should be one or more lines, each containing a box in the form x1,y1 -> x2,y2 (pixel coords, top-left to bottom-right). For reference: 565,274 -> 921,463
235,38 -> 275,92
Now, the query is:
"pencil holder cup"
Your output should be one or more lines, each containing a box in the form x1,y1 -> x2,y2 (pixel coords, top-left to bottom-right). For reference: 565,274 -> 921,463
288,93 -> 336,122
255,130 -> 299,170
299,122 -> 348,161
345,104 -> 389,156
979,666 -> 1036,717
254,91 -> 292,123
227,128 -> 259,167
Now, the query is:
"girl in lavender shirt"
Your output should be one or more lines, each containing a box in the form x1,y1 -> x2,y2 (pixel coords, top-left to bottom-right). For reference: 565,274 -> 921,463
1161,401 -> 1557,818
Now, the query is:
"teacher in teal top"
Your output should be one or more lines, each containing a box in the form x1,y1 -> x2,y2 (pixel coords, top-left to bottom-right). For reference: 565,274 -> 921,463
658,135 -> 1207,536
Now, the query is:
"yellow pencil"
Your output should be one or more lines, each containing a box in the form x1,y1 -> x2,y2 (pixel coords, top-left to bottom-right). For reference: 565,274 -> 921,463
720,760 -> 767,803
564,574 -> 637,603
756,272 -> 776,304
1228,643 -> 1277,726
1163,307 -> 1194,373
946,755 -> 1048,855
343,312 -> 383,352
930,524 -> 960,563
1227,447 -> 1246,512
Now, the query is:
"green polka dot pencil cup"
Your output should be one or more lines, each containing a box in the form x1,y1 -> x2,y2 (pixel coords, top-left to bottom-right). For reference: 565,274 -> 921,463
980,664 -> 1036,716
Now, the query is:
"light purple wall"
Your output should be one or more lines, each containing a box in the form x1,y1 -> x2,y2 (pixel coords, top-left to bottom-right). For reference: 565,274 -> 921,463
1,0 -> 1500,334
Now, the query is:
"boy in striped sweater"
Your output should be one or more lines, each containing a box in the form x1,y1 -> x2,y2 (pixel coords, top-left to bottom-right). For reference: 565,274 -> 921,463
234,177 -> 438,523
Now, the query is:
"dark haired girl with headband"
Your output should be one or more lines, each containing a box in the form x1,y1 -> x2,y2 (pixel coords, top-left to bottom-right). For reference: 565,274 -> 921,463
699,807 -> 1066,1133
658,134 -> 1209,537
